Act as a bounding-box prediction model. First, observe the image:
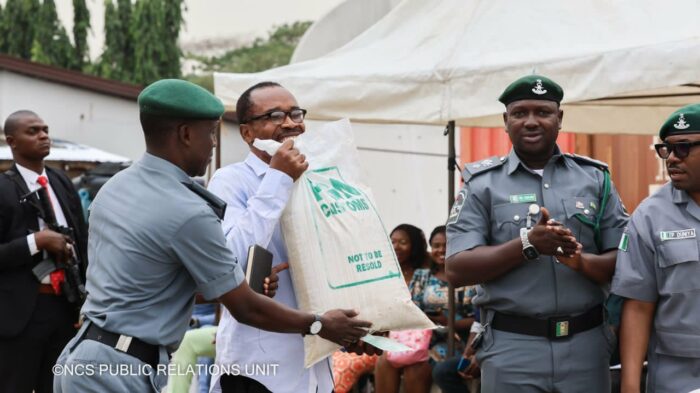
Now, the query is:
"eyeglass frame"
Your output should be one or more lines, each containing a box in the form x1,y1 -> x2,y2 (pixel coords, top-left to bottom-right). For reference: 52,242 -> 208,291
241,108 -> 307,125
654,140 -> 700,159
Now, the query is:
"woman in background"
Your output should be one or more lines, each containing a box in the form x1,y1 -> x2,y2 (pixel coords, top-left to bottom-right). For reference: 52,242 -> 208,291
375,225 -> 474,393
414,226 -> 474,341
390,224 -> 431,285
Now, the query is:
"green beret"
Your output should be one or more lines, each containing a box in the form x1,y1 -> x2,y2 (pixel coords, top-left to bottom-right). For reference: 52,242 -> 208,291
138,79 -> 224,119
499,75 -> 564,106
659,103 -> 700,140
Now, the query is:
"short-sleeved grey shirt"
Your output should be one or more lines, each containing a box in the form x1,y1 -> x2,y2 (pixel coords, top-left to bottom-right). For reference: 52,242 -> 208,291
447,147 -> 628,317
612,182 -> 700,358
81,153 -> 245,349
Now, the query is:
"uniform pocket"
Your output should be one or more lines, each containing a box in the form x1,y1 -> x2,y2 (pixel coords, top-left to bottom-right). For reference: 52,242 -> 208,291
657,239 -> 700,293
561,197 -> 599,250
657,240 -> 699,267
492,203 -> 530,242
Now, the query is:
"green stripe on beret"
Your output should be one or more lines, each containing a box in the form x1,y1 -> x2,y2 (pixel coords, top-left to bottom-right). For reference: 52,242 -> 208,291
138,79 -> 224,119
499,75 -> 564,106
659,103 -> 700,140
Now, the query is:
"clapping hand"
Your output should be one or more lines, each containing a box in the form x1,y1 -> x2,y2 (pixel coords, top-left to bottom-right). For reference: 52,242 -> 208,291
527,207 -> 578,257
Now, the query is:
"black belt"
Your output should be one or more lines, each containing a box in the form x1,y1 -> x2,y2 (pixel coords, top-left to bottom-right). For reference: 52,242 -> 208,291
81,323 -> 160,368
491,304 -> 604,339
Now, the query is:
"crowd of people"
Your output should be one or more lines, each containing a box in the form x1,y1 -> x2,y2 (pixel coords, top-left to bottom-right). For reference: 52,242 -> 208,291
1,73 -> 699,393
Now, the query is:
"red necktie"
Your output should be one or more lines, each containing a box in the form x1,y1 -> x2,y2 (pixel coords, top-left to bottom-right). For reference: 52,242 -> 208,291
37,175 -> 65,295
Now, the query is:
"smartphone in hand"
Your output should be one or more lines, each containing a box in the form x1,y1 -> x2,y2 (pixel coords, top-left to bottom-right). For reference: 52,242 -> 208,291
457,356 -> 471,372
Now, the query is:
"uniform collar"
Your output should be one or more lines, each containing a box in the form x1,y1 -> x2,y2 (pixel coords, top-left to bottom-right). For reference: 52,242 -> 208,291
506,145 -> 564,175
667,185 -> 700,222
244,152 -> 269,177
15,162 -> 47,186
139,153 -> 191,183
671,185 -> 688,205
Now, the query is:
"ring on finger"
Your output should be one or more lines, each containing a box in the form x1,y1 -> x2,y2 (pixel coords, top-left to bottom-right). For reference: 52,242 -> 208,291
556,246 -> 564,255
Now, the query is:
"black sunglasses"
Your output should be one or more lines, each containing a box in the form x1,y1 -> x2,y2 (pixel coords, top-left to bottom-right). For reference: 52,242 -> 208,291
244,109 -> 307,125
654,141 -> 700,159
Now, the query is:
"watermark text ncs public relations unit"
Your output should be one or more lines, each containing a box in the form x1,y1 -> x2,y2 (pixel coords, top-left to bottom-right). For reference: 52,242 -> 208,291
53,362 -> 279,377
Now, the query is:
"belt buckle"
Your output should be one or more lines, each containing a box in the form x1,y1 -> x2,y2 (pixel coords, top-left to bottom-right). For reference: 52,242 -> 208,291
115,335 -> 133,352
548,316 -> 570,339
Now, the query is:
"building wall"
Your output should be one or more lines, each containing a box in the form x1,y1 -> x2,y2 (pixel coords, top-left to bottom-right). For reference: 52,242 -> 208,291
217,121 -> 253,169
0,71 -> 251,181
0,71 -> 145,161
576,134 -> 664,212
329,121 -> 452,236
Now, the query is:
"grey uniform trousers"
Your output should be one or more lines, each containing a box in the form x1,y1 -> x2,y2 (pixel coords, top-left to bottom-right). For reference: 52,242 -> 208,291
476,324 -> 615,393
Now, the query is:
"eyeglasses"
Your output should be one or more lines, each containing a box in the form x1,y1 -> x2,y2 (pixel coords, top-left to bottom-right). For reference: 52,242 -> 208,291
654,141 -> 700,159
244,109 -> 307,125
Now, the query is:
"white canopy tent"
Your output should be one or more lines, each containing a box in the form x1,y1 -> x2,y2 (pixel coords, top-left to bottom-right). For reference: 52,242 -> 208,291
215,0 -> 700,135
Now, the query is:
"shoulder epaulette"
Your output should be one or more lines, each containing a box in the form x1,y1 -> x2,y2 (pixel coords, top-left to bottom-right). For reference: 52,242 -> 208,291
182,181 -> 227,220
462,155 -> 507,182
564,153 -> 609,171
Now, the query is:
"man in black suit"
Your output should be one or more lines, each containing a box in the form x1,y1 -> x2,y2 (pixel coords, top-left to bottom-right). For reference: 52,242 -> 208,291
0,110 -> 88,393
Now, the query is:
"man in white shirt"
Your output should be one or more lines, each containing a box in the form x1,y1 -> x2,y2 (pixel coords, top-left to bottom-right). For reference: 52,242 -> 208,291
209,82 -> 378,393
0,110 -> 88,393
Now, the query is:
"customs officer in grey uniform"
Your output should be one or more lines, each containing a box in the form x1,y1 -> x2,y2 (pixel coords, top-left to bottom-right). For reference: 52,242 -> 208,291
613,103 -> 700,393
446,75 -> 629,393
53,79 -> 372,393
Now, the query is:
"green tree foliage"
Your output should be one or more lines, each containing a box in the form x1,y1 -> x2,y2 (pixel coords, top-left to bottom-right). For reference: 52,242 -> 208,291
0,4 -> 4,51
31,0 -> 75,69
185,21 -> 311,92
198,21 -> 312,74
72,0 -> 91,69
0,0 -> 83,70
130,0 -> 183,85
93,0 -> 133,81
1,0 -> 40,59
94,0 -> 183,85
160,0 -> 183,77
0,0 -> 184,85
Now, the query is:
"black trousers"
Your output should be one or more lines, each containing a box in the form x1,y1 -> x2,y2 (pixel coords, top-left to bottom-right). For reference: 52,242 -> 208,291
0,294 -> 77,393
221,374 -> 273,393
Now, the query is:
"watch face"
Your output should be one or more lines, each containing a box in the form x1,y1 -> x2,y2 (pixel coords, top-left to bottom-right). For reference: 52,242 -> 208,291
310,321 -> 322,335
523,246 -> 539,260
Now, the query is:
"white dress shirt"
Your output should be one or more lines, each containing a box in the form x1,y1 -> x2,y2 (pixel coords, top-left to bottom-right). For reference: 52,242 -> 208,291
16,164 -> 68,285
208,153 -> 334,393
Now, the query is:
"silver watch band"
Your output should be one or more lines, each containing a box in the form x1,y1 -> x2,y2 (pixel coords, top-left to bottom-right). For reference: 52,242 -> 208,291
519,227 -> 532,248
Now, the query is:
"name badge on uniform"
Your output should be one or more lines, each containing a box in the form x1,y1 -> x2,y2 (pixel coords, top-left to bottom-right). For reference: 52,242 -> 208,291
509,194 -> 537,204
659,229 -> 696,241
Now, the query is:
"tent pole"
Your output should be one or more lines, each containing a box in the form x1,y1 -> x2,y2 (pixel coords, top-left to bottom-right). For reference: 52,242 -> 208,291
216,122 -> 222,171
446,120 -> 457,355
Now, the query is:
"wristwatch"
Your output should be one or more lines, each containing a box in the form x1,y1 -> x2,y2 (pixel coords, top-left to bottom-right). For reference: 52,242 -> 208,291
520,228 -> 540,260
309,314 -> 323,335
